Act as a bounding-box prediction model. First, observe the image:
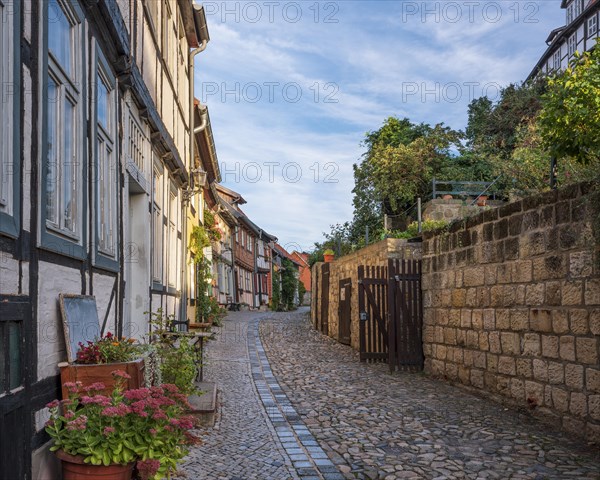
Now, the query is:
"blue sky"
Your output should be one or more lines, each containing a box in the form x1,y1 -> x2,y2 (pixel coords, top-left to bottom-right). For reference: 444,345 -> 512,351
195,1 -> 565,252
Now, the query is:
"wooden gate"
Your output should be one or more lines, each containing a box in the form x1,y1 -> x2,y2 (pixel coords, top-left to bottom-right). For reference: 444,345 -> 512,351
358,259 -> 423,371
388,259 -> 423,371
338,278 -> 352,345
358,264 -> 388,363
319,263 -> 330,335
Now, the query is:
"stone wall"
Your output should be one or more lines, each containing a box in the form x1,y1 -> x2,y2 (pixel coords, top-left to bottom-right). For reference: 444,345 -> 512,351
421,183 -> 600,443
312,239 -> 421,350
423,198 -> 504,223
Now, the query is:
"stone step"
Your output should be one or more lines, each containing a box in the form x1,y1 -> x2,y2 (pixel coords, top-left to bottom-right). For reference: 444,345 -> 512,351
188,381 -> 218,428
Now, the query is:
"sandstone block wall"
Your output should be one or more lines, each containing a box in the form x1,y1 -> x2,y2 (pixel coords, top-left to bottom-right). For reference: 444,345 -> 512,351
421,183 -> 600,443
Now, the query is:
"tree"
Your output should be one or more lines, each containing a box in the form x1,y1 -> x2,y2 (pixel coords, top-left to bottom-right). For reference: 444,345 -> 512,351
538,43 -> 600,165
350,117 -> 434,241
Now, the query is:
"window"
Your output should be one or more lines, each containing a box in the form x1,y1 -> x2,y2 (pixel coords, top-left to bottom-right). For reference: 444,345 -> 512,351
574,0 -> 582,19
46,0 -> 82,238
567,3 -> 573,24
568,33 -> 577,56
553,50 -> 561,70
241,230 -> 245,248
152,164 -> 163,283
589,15 -> 598,37
0,0 -> 14,217
168,184 -> 178,288
128,113 -> 146,173
96,61 -> 117,257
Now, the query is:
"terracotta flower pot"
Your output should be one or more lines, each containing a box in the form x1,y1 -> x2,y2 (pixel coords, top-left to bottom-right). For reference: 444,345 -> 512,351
323,254 -> 334,263
476,195 -> 488,206
59,358 -> 145,399
55,450 -> 134,480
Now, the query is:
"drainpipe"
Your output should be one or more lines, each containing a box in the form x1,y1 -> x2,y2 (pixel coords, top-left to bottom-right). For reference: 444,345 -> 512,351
180,5 -> 209,326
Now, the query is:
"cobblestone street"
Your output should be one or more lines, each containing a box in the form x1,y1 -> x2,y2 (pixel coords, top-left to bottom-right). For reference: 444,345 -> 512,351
181,309 -> 599,480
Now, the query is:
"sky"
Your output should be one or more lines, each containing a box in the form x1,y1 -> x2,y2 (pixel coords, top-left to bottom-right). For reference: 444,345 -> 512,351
194,0 -> 565,252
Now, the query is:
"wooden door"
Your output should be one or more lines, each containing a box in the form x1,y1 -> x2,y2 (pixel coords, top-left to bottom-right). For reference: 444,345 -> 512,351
338,279 -> 352,345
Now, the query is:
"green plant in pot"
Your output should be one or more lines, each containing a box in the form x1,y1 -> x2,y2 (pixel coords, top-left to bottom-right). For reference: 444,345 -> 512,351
148,309 -> 201,395
323,249 -> 335,262
46,370 -> 198,480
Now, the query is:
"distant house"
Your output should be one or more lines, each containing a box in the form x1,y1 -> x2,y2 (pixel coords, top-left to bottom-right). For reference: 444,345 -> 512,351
528,0 -> 599,80
272,243 -> 302,308
215,185 -> 276,308
291,251 -> 312,305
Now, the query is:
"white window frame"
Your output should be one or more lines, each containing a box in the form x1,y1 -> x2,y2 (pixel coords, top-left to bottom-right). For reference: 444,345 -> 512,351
568,33 -> 577,56
45,0 -> 83,239
0,0 -> 14,215
95,48 -> 117,257
553,50 -> 561,70
589,15 -> 598,37
574,0 -> 582,19
167,182 -> 178,288
152,160 -> 164,283
567,3 -> 573,24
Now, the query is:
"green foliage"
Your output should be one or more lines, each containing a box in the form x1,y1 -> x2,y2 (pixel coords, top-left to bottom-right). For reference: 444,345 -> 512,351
539,42 -> 600,165
270,271 -> 281,310
388,220 -> 449,239
148,309 -> 199,396
369,124 -> 462,213
281,259 -> 298,311
298,282 -> 306,305
189,226 -> 210,260
203,209 -> 223,242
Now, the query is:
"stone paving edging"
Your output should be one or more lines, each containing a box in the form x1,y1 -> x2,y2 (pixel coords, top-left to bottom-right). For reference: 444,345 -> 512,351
248,317 -> 346,480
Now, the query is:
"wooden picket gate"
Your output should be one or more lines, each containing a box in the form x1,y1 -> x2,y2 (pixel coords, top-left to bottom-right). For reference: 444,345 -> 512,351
358,259 -> 423,372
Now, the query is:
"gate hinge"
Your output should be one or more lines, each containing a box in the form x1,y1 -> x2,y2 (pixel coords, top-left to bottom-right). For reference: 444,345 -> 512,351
360,312 -> 367,321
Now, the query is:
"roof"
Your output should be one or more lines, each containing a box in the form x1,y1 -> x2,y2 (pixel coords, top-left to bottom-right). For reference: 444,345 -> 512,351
177,1 -> 209,48
291,251 -> 310,267
273,243 -> 302,267
194,101 -> 220,183
216,184 -> 247,205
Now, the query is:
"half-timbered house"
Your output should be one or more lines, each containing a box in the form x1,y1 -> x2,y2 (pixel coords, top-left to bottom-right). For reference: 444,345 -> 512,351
0,1 -> 209,477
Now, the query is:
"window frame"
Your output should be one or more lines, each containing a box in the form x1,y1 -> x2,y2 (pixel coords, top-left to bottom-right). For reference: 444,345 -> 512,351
152,159 -> 164,286
553,50 -> 561,70
568,33 -> 577,56
167,181 -> 178,289
93,44 -> 119,269
588,14 -> 598,38
40,0 -> 87,258
0,0 -> 21,238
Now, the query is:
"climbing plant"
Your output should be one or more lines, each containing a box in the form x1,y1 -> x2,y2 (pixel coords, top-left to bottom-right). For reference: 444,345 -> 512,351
281,259 -> 298,311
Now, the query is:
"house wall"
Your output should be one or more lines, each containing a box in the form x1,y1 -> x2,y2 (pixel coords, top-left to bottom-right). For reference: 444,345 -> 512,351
421,183 -> 600,444
312,239 -> 422,350
0,1 -> 201,478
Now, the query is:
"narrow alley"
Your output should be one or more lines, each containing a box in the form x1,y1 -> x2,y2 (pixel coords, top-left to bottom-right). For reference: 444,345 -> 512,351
181,310 -> 599,480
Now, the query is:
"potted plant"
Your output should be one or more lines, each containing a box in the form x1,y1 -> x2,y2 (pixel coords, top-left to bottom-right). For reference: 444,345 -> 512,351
46,370 -> 198,480
476,194 -> 488,206
59,332 -> 145,399
323,249 -> 335,263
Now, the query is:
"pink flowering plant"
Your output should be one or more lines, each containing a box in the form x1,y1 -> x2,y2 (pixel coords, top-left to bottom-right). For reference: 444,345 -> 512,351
45,370 -> 199,479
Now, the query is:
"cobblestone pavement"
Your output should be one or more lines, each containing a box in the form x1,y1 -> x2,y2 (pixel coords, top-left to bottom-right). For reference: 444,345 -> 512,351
259,309 -> 600,480
180,310 -> 344,480
181,309 -> 599,480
